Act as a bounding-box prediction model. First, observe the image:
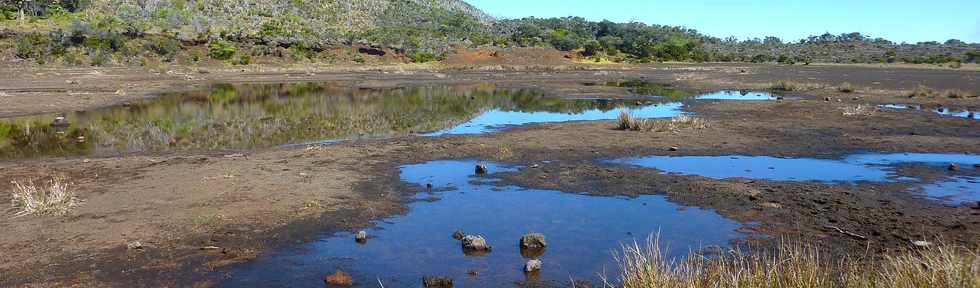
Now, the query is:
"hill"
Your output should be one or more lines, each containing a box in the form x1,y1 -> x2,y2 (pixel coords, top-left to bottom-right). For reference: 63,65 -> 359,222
0,0 -> 977,67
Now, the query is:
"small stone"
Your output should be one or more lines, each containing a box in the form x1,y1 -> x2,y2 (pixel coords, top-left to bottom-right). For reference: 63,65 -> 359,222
668,146 -> 679,151
452,229 -> 466,240
355,231 -> 368,243
324,270 -> 353,286
461,235 -> 491,251
824,97 -> 832,102
475,164 -> 488,175
51,115 -> 69,127
520,232 -> 547,249
422,276 -> 453,288
126,241 -> 143,250
948,164 -> 960,171
524,259 -> 542,273
912,240 -> 933,248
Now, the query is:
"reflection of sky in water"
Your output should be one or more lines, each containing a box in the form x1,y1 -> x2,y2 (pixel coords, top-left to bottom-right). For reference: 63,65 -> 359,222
428,102 -> 685,135
612,153 -> 980,182
696,91 -> 776,100
611,153 -> 980,204
221,160 -> 745,287
919,176 -> 980,204
878,104 -> 978,119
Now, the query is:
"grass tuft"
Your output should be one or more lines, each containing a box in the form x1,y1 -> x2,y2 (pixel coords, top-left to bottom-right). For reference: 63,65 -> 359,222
606,235 -> 980,288
906,85 -> 937,98
837,82 -> 855,93
768,80 -> 821,92
618,111 -> 707,132
10,175 -> 79,217
942,89 -> 975,99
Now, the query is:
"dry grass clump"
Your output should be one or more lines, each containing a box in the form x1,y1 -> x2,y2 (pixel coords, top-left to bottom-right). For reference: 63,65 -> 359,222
10,175 -> 79,217
837,82 -> 856,93
617,110 -> 707,132
906,85 -> 938,98
769,80 -> 803,91
617,110 -> 649,131
942,89 -> 976,99
607,236 -> 980,288
768,80 -> 821,92
840,104 -> 876,117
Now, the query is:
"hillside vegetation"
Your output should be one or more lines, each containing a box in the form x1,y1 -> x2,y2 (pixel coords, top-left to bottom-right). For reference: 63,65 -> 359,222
0,0 -> 977,66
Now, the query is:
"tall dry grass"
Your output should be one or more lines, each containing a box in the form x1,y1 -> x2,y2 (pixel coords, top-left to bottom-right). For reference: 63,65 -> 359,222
10,175 -> 79,217
617,110 -> 707,132
606,236 -> 980,288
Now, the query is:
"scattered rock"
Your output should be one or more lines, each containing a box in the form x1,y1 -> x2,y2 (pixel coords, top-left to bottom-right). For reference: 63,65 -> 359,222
355,230 -> 368,243
668,146 -> 679,151
461,235 -> 491,252
201,246 -> 221,250
524,259 -> 542,273
948,164 -> 960,171
452,229 -> 466,240
324,270 -> 353,286
51,115 -> 69,127
912,240 -> 933,248
824,97 -> 832,102
66,79 -> 79,85
520,232 -> 547,249
475,164 -> 488,175
126,241 -> 143,250
422,276 -> 453,288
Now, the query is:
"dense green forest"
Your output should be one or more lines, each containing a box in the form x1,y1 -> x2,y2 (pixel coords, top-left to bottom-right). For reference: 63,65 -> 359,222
1,0 -> 977,66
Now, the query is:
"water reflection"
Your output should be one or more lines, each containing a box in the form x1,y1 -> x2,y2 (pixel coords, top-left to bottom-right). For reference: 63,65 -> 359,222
0,83 -> 671,160
220,160 -> 745,287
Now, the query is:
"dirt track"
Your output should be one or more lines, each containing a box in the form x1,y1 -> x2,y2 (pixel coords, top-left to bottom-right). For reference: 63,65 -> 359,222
0,63 -> 978,286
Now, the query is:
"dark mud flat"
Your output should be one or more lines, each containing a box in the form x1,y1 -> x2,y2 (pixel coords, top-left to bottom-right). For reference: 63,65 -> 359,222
219,160 -> 748,287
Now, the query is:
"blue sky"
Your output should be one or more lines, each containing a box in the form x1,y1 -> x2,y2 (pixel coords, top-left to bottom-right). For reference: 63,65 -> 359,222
467,0 -> 980,43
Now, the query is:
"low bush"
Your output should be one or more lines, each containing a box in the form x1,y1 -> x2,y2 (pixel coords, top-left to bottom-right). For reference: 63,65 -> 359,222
837,82 -> 855,93
207,40 -> 236,60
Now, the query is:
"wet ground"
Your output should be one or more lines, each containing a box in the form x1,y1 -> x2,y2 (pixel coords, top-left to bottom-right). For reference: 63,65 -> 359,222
0,65 -> 978,287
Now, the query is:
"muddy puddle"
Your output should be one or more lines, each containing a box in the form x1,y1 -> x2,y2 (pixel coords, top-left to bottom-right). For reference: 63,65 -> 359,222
219,160 -> 747,287
611,153 -> 980,204
0,81 -> 775,160
879,104 -> 978,119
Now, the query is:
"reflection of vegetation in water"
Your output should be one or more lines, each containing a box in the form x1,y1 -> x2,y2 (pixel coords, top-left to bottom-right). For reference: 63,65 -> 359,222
0,82 -> 648,159
607,80 -> 695,98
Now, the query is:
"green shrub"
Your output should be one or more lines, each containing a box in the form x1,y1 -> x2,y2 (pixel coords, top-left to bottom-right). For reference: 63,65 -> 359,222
207,40 -> 236,60
143,37 -> 181,62
235,54 -> 251,65
15,32 -> 52,60
407,51 -> 440,63
88,49 -> 111,66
